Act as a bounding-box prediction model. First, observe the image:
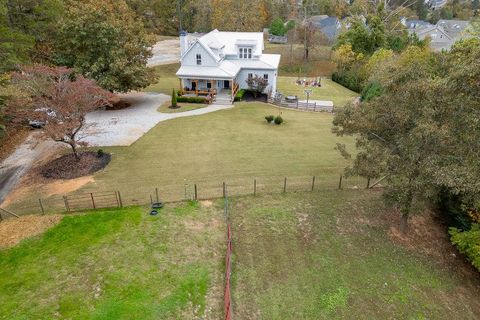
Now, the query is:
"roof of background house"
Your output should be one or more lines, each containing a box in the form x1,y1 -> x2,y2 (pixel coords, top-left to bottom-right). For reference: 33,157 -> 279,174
306,15 -> 341,41
437,19 -> 470,39
409,24 -> 452,41
404,19 -> 433,29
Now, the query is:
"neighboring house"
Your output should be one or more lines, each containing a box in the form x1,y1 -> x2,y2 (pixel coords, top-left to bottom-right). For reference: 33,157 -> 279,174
306,15 -> 342,43
406,18 -> 471,51
426,0 -> 448,10
401,18 -> 433,30
176,29 -> 281,103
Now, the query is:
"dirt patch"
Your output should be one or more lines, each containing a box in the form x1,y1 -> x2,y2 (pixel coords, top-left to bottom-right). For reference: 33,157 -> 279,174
387,209 -> 480,279
41,152 -> 110,180
0,127 -> 30,163
200,200 -> 213,207
0,214 -> 63,249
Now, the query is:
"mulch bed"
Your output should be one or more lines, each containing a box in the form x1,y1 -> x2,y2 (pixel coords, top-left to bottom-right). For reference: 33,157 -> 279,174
41,151 -> 111,180
241,91 -> 268,103
107,99 -> 132,110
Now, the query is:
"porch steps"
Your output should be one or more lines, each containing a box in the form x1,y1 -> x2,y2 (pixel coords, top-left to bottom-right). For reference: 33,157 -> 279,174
212,97 -> 233,105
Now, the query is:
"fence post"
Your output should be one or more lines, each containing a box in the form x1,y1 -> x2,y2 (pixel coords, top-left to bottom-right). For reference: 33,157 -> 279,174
90,193 -> 96,209
194,184 -> 198,200
296,100 -> 299,109
115,191 -> 120,207
253,178 -> 257,196
338,175 -> 343,190
155,187 -> 159,203
63,196 -> 70,212
366,177 -> 371,189
38,198 -> 45,215
283,177 -> 287,193
311,176 -> 315,191
117,191 -> 123,207
150,194 -> 153,205
223,182 -> 226,198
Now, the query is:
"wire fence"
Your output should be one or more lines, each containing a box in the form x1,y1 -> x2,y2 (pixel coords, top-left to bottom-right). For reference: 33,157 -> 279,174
1,174 -> 373,218
224,185 -> 233,320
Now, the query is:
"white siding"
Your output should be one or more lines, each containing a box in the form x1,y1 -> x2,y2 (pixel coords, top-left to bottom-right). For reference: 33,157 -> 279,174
182,42 -> 217,67
237,69 -> 277,95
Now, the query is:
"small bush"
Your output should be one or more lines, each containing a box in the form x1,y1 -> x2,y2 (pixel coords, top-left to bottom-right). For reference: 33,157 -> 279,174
274,115 -> 283,125
171,88 -> 177,108
177,96 -> 207,103
449,224 -> 480,272
265,115 -> 274,123
234,89 -> 246,101
97,149 -> 105,157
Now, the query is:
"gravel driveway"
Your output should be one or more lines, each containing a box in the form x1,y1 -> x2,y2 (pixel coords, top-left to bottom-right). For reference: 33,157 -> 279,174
82,92 -> 233,147
147,38 -> 180,67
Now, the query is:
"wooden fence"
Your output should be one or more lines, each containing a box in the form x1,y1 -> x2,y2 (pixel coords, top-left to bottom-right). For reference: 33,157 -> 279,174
1,175 -> 375,218
269,98 -> 335,112
223,185 -> 233,320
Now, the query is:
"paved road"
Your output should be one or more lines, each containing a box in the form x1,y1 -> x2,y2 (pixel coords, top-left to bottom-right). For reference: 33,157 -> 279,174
82,92 -> 233,146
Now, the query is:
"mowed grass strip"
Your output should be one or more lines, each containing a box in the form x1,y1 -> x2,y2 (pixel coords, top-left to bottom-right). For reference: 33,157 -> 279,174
0,202 -> 224,319
231,190 -> 480,319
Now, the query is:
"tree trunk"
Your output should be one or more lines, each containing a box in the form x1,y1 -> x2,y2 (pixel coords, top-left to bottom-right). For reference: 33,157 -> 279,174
399,212 -> 409,234
69,142 -> 80,160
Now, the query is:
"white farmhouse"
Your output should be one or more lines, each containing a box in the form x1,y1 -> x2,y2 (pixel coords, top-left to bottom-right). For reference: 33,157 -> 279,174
176,29 -> 281,104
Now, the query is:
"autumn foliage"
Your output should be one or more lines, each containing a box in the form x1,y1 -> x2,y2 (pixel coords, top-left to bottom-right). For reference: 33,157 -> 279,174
7,65 -> 117,159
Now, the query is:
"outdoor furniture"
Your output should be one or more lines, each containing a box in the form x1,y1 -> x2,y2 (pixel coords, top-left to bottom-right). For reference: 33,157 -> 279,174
285,95 -> 298,102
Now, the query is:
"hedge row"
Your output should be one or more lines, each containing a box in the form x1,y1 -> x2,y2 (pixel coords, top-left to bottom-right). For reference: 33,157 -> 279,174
331,70 -> 363,93
449,224 -> 480,272
177,96 -> 207,103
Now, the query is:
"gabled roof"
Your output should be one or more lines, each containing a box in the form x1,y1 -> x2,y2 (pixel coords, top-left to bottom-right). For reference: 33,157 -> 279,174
197,29 -> 264,59
437,19 -> 470,39
411,24 -> 452,41
176,60 -> 240,79
306,15 -> 341,41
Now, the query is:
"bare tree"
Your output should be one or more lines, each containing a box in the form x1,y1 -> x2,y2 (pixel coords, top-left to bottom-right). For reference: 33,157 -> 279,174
7,65 -> 117,159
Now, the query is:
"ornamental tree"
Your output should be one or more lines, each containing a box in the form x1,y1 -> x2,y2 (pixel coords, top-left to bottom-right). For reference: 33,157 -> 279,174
246,75 -> 268,98
7,65 -> 116,159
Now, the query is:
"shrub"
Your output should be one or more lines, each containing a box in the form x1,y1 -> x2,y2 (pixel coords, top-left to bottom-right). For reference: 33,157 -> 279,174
332,70 -> 363,93
177,96 -> 207,103
265,115 -> 274,122
274,115 -> 283,125
97,149 -> 105,157
171,88 -> 177,108
234,89 -> 246,101
449,224 -> 480,272
361,81 -> 383,102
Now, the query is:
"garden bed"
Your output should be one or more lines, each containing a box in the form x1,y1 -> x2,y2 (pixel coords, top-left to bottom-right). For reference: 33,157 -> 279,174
41,151 -> 111,179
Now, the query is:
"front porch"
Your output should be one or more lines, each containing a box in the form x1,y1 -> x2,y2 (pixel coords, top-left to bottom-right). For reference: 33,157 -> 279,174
179,78 -> 240,103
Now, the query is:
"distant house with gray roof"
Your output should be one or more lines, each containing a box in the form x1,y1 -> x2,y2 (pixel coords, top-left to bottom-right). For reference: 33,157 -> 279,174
306,15 -> 342,43
404,18 -> 471,51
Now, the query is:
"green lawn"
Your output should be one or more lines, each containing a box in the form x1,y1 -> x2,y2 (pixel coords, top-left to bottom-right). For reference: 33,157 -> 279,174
231,190 -> 480,319
0,203 -> 224,319
158,101 -> 208,113
144,63 -> 179,95
86,102 -> 358,202
276,76 -> 358,107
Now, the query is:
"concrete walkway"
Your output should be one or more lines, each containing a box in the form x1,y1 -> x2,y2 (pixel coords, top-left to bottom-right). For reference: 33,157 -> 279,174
82,92 -> 233,146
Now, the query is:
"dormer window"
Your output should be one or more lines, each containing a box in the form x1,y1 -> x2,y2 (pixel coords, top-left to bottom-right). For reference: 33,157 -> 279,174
239,47 -> 252,59
196,54 -> 202,65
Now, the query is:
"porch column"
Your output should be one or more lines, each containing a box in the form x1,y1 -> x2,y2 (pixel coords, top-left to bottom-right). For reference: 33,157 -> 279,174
179,78 -> 183,92
230,79 -> 234,101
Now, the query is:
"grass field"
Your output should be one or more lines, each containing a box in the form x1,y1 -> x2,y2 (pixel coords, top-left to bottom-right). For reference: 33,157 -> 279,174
158,101 -> 208,113
85,102 -> 357,200
230,190 -> 480,319
0,203 -> 224,319
145,63 -> 180,95
276,77 -> 358,107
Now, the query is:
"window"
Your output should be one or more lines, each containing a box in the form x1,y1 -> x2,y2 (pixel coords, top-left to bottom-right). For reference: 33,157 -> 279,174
248,73 -> 253,79
263,74 -> 268,81
196,54 -> 202,65
239,47 -> 252,59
